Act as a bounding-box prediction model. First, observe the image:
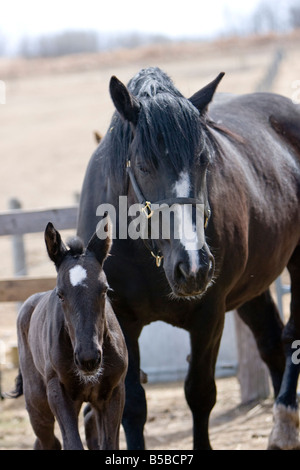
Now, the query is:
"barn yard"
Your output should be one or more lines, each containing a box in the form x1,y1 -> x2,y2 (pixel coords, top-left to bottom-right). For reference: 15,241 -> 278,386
0,32 -> 299,450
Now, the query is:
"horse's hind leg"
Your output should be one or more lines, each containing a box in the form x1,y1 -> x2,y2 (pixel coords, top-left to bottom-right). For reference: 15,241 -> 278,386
236,289 -> 285,397
268,246 -> 300,450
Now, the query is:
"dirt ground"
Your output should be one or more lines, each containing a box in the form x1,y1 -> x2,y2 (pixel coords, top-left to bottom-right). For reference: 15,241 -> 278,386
0,32 -> 300,450
0,366 -> 274,450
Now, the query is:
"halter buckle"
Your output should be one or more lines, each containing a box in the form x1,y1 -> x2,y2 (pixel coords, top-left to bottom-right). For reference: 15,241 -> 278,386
151,251 -> 164,267
142,201 -> 154,219
204,208 -> 211,229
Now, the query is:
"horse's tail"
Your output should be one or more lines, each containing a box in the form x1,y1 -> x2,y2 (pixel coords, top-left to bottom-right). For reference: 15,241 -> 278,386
6,370 -> 23,398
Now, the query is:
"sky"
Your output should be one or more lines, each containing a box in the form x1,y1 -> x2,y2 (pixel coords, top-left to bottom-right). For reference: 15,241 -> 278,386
0,0 -> 263,48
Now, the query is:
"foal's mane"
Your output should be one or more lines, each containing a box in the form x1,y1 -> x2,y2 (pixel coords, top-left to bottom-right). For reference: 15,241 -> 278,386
66,236 -> 84,256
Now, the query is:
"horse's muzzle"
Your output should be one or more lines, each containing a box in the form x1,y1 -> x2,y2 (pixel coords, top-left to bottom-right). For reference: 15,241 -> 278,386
171,253 -> 215,298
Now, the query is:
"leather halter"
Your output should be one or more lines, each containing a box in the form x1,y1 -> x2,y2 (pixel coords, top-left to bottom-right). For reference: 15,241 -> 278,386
126,160 -> 211,267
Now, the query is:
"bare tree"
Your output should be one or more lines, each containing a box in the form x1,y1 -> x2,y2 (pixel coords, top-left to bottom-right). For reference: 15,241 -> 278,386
290,5 -> 300,29
0,31 -> 6,56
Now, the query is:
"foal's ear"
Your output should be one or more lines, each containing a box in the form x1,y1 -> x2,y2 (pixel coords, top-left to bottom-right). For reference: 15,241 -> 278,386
45,222 -> 67,268
109,75 -> 140,125
189,72 -> 225,115
86,218 -> 112,267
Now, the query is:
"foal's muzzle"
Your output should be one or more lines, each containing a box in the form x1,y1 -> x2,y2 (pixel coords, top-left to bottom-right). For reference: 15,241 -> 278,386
74,348 -> 102,375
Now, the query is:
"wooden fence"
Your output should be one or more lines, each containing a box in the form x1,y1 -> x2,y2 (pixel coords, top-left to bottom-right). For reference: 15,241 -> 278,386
0,201 -> 78,302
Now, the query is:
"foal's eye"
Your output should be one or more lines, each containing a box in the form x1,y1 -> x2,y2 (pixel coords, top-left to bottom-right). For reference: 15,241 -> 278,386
100,286 -> 108,299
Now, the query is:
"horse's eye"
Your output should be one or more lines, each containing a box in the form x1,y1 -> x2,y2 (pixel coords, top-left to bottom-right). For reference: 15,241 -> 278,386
100,285 -> 108,298
99,291 -> 107,303
57,290 -> 64,302
137,164 -> 150,175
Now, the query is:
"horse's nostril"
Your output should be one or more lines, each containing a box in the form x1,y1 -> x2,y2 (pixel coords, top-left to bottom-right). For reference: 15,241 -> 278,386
208,257 -> 214,276
95,351 -> 102,367
177,262 -> 189,280
74,353 -> 80,367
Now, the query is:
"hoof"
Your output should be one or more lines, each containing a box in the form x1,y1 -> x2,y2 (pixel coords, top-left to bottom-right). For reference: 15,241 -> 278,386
268,403 -> 300,450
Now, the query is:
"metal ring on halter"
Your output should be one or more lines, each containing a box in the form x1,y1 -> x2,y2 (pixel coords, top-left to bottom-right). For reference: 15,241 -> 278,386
141,201 -> 154,219
151,251 -> 164,267
204,209 -> 211,229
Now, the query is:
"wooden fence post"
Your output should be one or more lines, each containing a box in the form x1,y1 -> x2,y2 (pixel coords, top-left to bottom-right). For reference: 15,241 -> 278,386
8,198 -> 27,312
8,198 -> 27,277
234,312 -> 270,404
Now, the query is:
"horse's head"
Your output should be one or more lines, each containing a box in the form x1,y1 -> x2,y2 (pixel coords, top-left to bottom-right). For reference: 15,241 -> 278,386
109,69 -> 224,299
45,222 -> 112,381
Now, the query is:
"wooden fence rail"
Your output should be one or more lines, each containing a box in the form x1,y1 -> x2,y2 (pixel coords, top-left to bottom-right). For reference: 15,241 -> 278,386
0,276 -> 56,302
0,204 -> 78,302
0,205 -> 78,236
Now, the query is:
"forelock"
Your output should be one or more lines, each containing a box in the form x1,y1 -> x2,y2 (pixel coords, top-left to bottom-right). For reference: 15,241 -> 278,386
66,236 -> 84,256
134,93 -> 203,170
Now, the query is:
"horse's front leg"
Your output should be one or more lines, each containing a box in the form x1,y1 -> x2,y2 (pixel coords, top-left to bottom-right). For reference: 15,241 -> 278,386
120,321 -> 147,450
47,377 -> 83,450
185,304 -> 225,450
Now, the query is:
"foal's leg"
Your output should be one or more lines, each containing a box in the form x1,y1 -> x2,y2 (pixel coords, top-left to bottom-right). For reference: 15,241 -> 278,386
269,247 -> 300,450
236,289 -> 285,396
27,402 -> 61,450
85,384 -> 125,450
84,404 -> 99,450
47,377 -> 83,450
93,384 -> 125,449
23,377 -> 61,450
184,303 -> 225,449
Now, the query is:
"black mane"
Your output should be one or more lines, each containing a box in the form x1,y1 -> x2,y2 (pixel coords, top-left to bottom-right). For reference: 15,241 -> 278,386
103,67 -> 214,192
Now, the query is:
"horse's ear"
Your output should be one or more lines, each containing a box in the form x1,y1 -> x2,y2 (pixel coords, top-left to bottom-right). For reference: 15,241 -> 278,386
86,217 -> 112,266
109,75 -> 140,125
189,72 -> 225,114
94,131 -> 102,144
45,222 -> 67,269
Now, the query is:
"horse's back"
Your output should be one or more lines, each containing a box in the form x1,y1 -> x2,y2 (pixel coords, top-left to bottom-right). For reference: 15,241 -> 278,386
210,92 -> 300,194
209,92 -> 300,308
211,92 -> 300,147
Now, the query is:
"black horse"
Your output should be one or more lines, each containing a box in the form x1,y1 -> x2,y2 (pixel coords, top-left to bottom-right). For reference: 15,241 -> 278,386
77,67 -> 300,450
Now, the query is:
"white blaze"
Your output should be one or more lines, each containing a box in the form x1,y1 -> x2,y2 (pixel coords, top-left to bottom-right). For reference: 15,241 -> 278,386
173,171 -> 190,198
173,171 -> 200,274
69,265 -> 87,287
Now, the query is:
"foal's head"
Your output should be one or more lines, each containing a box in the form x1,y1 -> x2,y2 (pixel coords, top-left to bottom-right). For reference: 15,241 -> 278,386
45,222 -> 112,382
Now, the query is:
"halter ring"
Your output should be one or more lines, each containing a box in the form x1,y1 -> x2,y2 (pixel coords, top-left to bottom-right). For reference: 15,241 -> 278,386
141,201 -> 154,219
151,251 -> 164,267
